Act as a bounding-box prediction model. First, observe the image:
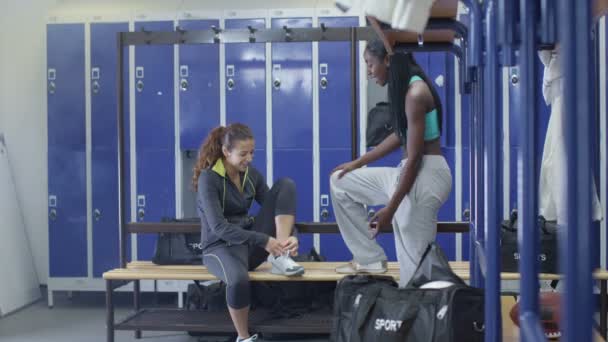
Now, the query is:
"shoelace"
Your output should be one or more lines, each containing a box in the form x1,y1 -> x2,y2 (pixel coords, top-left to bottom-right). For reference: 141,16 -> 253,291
278,250 -> 299,269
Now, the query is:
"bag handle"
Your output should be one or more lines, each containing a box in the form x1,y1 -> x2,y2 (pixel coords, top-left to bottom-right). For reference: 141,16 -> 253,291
502,210 -> 553,234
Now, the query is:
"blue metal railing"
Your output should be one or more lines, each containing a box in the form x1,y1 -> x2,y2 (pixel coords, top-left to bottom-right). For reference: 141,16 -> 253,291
518,1 -> 545,340
461,0 -> 484,288
466,0 -> 596,340
483,0 -> 502,340
558,0 -> 595,341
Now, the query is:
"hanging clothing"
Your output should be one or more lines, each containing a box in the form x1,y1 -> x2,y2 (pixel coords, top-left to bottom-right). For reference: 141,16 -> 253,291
537,49 -> 602,222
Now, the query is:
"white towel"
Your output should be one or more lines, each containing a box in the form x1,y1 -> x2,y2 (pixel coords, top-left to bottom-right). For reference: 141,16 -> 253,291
335,0 -> 436,34
538,49 -> 602,222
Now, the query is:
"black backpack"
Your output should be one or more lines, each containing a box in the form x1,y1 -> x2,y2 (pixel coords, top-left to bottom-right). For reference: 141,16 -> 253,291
366,102 -> 393,148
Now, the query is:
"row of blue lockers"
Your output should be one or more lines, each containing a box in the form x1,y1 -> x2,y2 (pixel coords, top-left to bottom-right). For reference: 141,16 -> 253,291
47,14 -> 578,278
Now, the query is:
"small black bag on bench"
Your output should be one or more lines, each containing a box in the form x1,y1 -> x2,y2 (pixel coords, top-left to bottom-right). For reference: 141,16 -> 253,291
152,217 -> 202,265
501,210 -> 558,273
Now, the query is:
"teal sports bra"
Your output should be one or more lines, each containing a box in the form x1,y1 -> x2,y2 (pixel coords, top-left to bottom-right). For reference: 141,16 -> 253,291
409,75 -> 440,141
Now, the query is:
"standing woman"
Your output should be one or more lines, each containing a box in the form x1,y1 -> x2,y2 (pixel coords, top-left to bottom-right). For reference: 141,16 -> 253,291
193,123 -> 304,342
330,41 -> 452,286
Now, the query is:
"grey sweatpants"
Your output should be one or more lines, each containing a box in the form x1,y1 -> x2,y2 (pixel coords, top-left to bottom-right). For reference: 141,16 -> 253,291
202,178 -> 296,309
330,156 -> 452,287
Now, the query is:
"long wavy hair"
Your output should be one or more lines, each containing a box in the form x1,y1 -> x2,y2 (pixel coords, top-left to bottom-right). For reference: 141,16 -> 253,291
192,123 -> 254,190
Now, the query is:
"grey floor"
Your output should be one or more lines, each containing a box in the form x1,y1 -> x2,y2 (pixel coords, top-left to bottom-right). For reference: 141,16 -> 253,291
0,289 -> 329,342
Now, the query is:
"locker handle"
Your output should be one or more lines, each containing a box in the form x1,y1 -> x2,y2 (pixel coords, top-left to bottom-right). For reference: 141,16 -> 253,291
180,79 -> 189,91
136,80 -> 144,92
367,209 -> 376,218
227,78 -> 235,90
462,208 -> 471,221
320,208 -> 329,220
49,208 -> 57,221
273,78 -> 281,89
320,77 -> 328,89
48,81 -> 56,95
92,81 -> 100,94
93,209 -> 101,221
137,208 -> 145,221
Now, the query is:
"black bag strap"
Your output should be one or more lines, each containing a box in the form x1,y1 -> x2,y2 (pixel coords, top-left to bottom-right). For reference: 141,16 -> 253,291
501,210 -> 518,232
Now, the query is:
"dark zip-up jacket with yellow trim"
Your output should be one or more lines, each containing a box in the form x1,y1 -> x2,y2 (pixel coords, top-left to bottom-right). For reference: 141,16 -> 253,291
197,159 -> 270,253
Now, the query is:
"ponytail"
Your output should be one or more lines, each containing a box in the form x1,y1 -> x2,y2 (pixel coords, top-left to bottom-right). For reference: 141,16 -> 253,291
192,123 -> 254,190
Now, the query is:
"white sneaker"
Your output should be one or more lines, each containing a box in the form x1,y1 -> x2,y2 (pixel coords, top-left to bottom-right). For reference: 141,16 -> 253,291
268,251 -> 305,276
335,260 -> 387,274
236,333 -> 259,342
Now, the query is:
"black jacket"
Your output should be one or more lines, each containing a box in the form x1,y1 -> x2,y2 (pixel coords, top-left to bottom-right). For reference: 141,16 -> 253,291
197,159 -> 269,252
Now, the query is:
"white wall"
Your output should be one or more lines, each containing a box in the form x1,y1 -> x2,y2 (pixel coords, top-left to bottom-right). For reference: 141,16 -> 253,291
0,0 -> 351,285
0,0 -> 58,284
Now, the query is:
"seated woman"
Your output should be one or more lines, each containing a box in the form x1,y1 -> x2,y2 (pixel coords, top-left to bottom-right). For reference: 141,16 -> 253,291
193,123 -> 304,342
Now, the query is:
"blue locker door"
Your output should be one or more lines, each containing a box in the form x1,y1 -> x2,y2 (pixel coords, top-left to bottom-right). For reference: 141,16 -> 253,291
47,23 -> 87,277
91,22 -> 130,277
272,17 -> 313,253
134,21 -> 176,260
318,16 -> 358,261
225,18 -> 267,179
178,19 -> 220,150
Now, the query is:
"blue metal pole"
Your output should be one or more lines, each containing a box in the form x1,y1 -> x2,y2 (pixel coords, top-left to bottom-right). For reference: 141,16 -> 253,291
497,0 -> 517,66
519,0 -> 545,341
463,0 -> 481,68
462,0 -> 483,286
484,1 -> 501,340
557,0 -> 594,341
539,0 -> 557,47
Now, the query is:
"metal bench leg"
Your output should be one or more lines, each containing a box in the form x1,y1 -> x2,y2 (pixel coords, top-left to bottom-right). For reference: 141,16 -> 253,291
601,279 -> 607,340
134,280 -> 142,339
106,280 -> 114,342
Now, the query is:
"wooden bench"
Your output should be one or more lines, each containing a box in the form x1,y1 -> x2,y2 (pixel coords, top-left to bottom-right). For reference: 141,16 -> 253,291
104,260 -> 608,342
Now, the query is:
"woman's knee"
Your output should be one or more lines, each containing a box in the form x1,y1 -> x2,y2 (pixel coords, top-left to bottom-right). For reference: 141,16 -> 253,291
226,273 -> 250,309
276,177 -> 296,193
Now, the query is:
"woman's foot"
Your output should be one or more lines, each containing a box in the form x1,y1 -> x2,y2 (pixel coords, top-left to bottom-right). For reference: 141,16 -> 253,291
236,333 -> 259,342
268,251 -> 305,276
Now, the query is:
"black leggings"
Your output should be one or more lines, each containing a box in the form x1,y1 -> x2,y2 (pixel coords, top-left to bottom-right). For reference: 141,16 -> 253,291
202,178 -> 297,309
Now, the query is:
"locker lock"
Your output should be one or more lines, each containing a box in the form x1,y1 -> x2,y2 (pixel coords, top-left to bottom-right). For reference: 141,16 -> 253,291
462,208 -> 471,220
510,74 -> 519,84
320,208 -> 329,220
510,68 -> 519,85
320,77 -> 328,89
92,81 -> 100,94
136,80 -> 144,92
367,209 -> 376,219
49,208 -> 57,221
273,78 -> 281,89
93,209 -> 101,221
137,208 -> 145,220
227,78 -> 235,90
48,81 -> 56,95
180,79 -> 189,91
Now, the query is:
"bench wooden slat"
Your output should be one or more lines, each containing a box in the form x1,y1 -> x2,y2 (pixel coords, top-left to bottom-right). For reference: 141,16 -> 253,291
104,261 -> 595,282
126,221 -> 470,234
